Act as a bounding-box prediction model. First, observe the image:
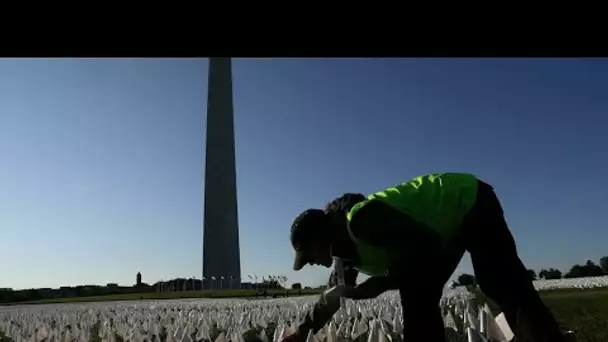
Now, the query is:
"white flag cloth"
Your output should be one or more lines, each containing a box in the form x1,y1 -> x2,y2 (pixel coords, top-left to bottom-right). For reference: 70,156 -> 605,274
493,312 -> 513,341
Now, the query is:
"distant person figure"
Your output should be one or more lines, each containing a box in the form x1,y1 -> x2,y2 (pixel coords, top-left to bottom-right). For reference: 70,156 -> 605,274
283,173 -> 568,342
328,265 -> 358,288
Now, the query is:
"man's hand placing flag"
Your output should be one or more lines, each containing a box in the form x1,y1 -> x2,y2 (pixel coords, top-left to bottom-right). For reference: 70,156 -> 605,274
279,286 -> 351,342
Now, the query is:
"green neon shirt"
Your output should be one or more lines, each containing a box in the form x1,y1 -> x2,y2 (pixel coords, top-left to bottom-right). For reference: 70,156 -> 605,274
346,173 -> 478,276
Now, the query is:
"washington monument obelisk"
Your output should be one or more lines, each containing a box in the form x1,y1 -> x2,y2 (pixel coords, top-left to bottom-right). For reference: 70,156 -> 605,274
203,58 -> 241,289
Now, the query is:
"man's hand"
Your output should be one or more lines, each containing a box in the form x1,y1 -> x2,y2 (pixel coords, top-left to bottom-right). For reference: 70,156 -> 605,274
287,286 -> 345,342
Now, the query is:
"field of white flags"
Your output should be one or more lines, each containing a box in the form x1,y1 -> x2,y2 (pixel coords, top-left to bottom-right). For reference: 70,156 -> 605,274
2,276 -> 608,342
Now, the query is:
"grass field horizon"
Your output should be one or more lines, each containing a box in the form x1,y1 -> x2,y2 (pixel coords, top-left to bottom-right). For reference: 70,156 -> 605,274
3,284 -> 608,307
0,288 -> 324,306
0,284 -> 603,306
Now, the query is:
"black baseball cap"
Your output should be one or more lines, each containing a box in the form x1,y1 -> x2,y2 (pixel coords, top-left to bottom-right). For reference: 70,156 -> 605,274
290,208 -> 330,271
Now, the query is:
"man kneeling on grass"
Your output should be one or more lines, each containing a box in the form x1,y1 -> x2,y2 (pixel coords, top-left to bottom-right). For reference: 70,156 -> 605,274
282,173 -> 569,342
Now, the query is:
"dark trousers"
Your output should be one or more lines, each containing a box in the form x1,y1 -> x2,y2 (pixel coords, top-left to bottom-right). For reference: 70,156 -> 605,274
399,180 -> 567,342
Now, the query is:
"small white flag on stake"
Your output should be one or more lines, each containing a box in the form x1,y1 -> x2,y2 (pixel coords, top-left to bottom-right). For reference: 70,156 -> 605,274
493,312 -> 513,341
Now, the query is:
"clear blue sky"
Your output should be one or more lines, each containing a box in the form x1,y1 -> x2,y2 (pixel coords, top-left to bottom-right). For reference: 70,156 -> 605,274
2,58 -> 608,290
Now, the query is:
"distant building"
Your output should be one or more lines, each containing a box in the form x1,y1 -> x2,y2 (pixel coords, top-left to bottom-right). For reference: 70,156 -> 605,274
136,272 -> 142,286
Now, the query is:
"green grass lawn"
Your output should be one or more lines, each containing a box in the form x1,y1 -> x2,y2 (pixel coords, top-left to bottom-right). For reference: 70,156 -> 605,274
468,286 -> 608,342
543,289 -> 608,342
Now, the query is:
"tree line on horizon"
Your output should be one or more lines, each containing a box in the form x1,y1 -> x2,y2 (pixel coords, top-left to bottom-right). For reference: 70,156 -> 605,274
6,257 -> 607,304
0,277 -> 302,304
455,256 -> 608,287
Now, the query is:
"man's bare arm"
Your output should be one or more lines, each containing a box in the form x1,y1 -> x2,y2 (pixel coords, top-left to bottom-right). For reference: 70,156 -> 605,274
291,288 -> 343,341
343,276 -> 398,299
